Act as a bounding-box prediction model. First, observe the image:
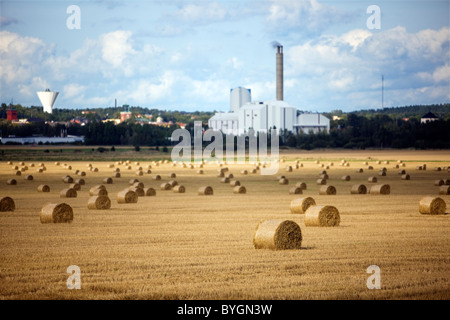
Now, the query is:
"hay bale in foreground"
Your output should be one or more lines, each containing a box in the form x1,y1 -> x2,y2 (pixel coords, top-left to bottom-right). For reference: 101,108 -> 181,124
419,196 -> 446,215
24,175 -> 33,181
289,187 -> 303,195
132,182 -> 144,189
69,183 -> 81,191
87,196 -> 111,210
143,187 -> 156,196
316,178 -> 326,185
6,179 -> 17,185
290,197 -> 316,214
40,203 -> 73,223
369,184 -> 390,195
152,175 -> 161,181
304,205 -> 340,227
439,185 -> 450,195
15,170 -> 21,176
198,186 -> 213,195
89,185 -> 107,196
378,171 -> 386,176
341,175 -> 351,181
117,189 -> 138,204
63,176 -> 73,183
356,168 -> 363,173
103,177 -> 113,184
173,185 -> 186,193
168,180 -> 178,187
319,185 -> 336,195
60,188 -> 77,198
279,178 -> 289,185
295,182 -> 307,190
368,176 -> 378,183
0,197 -> 15,212
434,180 -> 444,186
230,180 -> 240,187
74,178 -> 85,185
168,173 -> 176,178
37,185 -> 50,192
160,182 -> 172,190
351,184 -> 367,194
233,186 -> 246,194
129,187 -> 145,197
253,220 -> 302,250
401,174 -> 410,180
129,179 -> 139,185
221,177 -> 230,183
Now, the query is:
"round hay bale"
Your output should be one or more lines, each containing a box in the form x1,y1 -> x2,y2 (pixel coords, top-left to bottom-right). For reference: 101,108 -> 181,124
12,166 -> 18,170
319,174 -> 329,180
253,220 -> 302,250
114,172 -> 121,178
168,173 -> 176,178
221,177 -> 230,183
15,171 -> 21,176
434,180 -> 445,186
277,175 -> 286,180
60,188 -> 77,198
419,196 -> 446,215
319,185 -> 336,195
197,170 -> 204,174
233,185 -> 246,194
198,186 -> 213,195
316,178 -> 326,185
152,175 -> 161,181
250,169 -> 257,174
0,197 -> 15,212
87,195 -> 111,210
40,203 -> 73,223
217,172 -> 225,178
37,184 -> 50,192
290,197 -> 316,214
230,180 -> 240,187
279,178 -> 289,185
73,169 -> 80,175
356,168 -> 363,173
129,187 -> 145,197
398,170 -> 406,175
117,189 -> 138,203
304,205 -> 340,227
132,182 -> 145,189
445,179 -> 450,185
341,175 -> 351,181
173,185 -> 186,193
89,185 -> 107,196
289,187 -> 303,195
368,176 -> 377,183
285,166 -> 293,172
114,168 -> 120,173
295,182 -> 307,190
6,179 -> 17,185
78,171 -> 86,176
129,179 -> 140,185
68,183 -> 81,191
36,168 -> 43,173
225,173 -> 234,179
74,178 -> 85,185
136,170 -> 144,176
160,182 -> 172,190
401,174 -> 410,180
143,187 -> 156,196
438,185 -> 450,195
378,171 -> 386,176
168,180 -> 178,187
24,175 -> 33,181
241,170 -> 248,175
351,184 -> 367,194
63,176 -> 73,183
369,184 -> 390,195
102,177 -> 113,184
434,167 -> 442,171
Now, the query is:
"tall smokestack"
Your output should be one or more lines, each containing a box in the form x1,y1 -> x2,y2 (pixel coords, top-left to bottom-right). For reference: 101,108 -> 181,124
276,45 -> 283,101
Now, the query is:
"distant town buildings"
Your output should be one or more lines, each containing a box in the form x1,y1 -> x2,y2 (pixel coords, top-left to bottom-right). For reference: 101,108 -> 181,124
421,111 -> 440,124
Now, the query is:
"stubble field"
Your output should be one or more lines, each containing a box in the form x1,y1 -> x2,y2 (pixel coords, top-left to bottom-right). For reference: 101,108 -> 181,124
0,148 -> 449,300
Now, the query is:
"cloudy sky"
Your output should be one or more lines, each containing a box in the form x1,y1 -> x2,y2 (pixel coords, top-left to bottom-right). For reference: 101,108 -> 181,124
1,0 -> 449,112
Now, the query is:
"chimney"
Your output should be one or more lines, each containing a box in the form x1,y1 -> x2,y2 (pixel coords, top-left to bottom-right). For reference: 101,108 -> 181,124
276,45 -> 283,101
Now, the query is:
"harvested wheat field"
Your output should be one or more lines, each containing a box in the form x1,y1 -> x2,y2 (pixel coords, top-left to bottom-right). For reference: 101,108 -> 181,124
0,149 -> 449,300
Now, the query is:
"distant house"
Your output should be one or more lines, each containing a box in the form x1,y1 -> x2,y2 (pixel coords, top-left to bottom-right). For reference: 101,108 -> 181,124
294,113 -> 330,134
421,112 -> 440,124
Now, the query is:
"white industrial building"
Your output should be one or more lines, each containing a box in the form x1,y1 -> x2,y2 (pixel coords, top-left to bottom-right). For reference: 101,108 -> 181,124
208,44 -> 330,136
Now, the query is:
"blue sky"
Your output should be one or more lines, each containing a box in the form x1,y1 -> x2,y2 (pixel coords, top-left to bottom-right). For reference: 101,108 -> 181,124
1,0 -> 449,112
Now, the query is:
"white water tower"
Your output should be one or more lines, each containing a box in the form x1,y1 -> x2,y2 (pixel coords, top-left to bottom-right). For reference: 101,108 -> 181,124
37,88 -> 59,114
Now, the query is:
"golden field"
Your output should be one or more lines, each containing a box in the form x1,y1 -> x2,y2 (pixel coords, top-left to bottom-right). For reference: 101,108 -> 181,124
0,149 -> 449,300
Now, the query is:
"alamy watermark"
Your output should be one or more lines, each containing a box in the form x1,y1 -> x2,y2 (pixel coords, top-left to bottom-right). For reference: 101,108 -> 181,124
366,265 -> 381,289
67,265 -> 81,289
171,122 -> 279,175
66,5 -> 81,30
366,5 -> 381,30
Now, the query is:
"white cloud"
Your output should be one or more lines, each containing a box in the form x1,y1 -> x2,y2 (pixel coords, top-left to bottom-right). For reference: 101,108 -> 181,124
171,2 -> 228,25
432,64 -> 450,83
100,30 -> 136,69
63,84 -> 86,100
